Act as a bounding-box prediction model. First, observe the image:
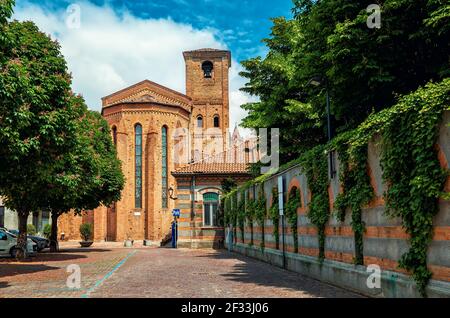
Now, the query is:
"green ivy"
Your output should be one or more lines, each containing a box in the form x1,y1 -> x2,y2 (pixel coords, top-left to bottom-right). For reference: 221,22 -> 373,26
237,193 -> 246,243
254,183 -> 267,251
223,79 -> 450,296
245,190 -> 256,246
269,187 -> 280,249
379,80 -> 450,296
232,192 -> 238,244
331,79 -> 450,295
332,131 -> 373,265
285,186 -> 301,253
300,145 -> 330,263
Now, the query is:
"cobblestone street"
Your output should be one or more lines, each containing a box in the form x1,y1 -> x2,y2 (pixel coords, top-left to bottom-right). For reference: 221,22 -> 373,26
0,245 -> 362,298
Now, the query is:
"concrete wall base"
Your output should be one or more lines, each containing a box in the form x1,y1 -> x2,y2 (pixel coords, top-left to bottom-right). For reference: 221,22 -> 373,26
230,243 -> 450,298
178,240 -> 223,249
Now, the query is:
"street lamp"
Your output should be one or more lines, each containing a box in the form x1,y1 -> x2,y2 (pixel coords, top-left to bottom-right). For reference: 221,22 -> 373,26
168,186 -> 178,200
307,76 -> 336,178
168,186 -> 179,248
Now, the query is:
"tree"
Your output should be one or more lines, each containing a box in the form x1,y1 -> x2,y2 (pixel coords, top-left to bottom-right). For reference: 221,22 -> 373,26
46,108 -> 124,251
240,0 -> 450,164
0,9 -> 83,258
221,178 -> 238,194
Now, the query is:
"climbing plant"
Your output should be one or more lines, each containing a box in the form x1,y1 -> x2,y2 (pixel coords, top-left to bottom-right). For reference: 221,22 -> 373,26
268,187 -> 280,249
285,186 -> 301,253
300,145 -> 330,262
222,78 -> 450,297
237,192 -> 246,243
232,191 -> 238,244
245,189 -> 256,246
332,131 -> 373,265
254,183 -> 267,251
331,79 -> 450,294
379,79 -> 450,296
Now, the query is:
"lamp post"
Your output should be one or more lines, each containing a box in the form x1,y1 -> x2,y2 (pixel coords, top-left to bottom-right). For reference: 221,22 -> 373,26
307,76 -> 335,178
168,186 -> 179,248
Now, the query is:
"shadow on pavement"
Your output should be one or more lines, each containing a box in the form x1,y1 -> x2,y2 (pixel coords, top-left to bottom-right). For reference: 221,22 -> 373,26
49,248 -> 112,254
195,249 -> 363,298
0,281 -> 10,288
0,263 -> 60,279
0,248 -> 112,266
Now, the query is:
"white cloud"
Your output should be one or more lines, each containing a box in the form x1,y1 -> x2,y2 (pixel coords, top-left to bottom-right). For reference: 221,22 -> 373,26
13,0 -> 255,134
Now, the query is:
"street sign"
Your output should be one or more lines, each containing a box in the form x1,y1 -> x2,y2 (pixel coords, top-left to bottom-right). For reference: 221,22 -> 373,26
278,176 -> 284,216
172,209 -> 180,217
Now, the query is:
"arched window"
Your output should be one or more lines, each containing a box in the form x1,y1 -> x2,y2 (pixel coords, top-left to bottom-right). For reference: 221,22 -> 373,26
213,115 -> 220,128
135,124 -> 142,209
202,61 -> 213,78
197,116 -> 203,128
203,192 -> 219,226
112,126 -> 117,146
162,126 -> 168,209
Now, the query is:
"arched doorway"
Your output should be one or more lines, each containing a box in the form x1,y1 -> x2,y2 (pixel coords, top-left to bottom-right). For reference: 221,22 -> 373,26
203,192 -> 219,227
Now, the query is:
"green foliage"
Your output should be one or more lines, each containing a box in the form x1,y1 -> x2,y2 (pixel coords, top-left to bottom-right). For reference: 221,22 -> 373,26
221,178 -> 237,194
225,79 -> 450,296
26,224 -> 36,235
245,190 -> 257,246
79,223 -> 93,242
379,79 -> 450,296
331,131 -> 373,265
268,187 -> 280,249
43,224 -> 51,239
254,184 -> 267,250
0,0 -> 14,26
223,196 -> 232,226
300,145 -> 330,262
0,17 -> 82,254
285,187 -> 301,253
237,193 -> 246,243
332,78 -> 450,294
240,0 -> 450,164
0,3 -> 124,255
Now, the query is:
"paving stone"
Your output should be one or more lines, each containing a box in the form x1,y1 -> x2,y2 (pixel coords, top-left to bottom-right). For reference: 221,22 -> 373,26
0,246 -> 362,298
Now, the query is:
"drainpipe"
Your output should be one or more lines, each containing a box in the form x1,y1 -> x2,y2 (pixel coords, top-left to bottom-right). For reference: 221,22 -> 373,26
191,175 -> 196,220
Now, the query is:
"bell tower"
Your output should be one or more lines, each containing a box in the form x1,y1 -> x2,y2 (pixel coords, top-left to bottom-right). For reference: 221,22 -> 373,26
183,48 -> 231,161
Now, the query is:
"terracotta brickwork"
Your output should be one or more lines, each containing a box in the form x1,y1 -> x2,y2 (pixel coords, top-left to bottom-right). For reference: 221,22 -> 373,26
58,49 -> 252,246
184,49 -> 231,161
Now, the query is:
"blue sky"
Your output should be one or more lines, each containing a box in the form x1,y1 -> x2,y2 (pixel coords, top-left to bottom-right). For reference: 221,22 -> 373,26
19,0 -> 294,62
13,0 -> 293,131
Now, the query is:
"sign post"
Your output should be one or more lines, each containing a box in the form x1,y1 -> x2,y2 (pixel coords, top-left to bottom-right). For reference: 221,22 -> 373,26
172,209 -> 180,248
278,176 -> 286,269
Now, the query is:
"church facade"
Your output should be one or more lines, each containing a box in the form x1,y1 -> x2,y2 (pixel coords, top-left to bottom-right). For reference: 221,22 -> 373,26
58,49 -> 254,247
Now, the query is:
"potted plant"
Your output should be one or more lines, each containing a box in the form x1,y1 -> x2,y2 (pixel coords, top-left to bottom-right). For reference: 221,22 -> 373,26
124,231 -> 133,247
79,223 -> 93,247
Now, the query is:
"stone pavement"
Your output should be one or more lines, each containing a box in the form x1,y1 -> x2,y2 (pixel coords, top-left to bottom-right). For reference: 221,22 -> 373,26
0,245 -> 363,298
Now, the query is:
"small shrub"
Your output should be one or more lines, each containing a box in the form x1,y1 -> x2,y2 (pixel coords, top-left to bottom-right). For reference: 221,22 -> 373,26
79,223 -> 93,241
27,224 -> 37,235
43,224 -> 51,239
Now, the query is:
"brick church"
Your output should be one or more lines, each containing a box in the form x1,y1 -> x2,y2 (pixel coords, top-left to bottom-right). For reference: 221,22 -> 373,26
58,49 -> 256,248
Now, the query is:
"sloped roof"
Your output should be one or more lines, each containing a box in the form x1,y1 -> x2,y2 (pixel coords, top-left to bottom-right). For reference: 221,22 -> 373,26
172,138 -> 257,176
172,162 -> 249,176
101,80 -> 192,113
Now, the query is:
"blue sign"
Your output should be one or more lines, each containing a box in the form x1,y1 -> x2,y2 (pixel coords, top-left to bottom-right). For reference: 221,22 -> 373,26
172,209 -> 180,217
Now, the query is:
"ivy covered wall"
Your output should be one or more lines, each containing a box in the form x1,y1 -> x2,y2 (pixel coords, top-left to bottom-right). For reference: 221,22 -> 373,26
224,80 -> 450,297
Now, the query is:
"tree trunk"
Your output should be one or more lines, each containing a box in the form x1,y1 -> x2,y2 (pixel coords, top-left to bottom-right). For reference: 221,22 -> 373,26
50,212 -> 60,252
17,211 -> 29,260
